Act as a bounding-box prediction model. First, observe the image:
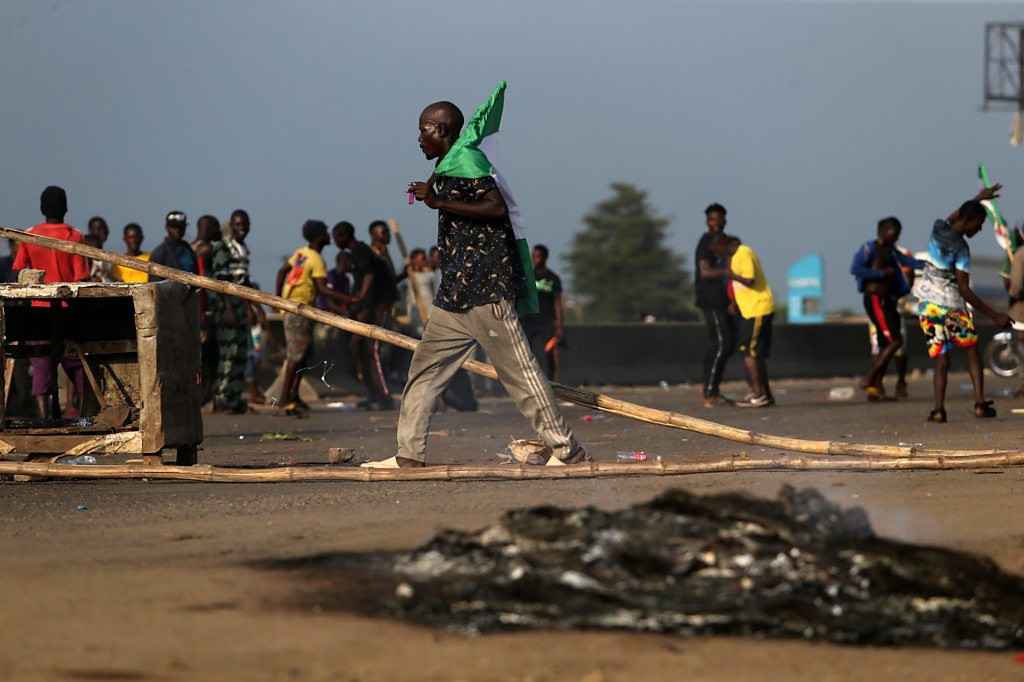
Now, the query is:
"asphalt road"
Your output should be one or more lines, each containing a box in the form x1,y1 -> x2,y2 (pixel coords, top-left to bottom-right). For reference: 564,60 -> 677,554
2,372 -> 1023,681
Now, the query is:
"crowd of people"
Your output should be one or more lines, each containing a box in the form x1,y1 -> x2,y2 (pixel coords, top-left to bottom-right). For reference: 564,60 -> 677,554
693,184 -> 1022,421
2,183 -> 569,422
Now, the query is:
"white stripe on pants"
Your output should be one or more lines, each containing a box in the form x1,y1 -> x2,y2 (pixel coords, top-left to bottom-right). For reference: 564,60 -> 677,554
395,299 -> 579,463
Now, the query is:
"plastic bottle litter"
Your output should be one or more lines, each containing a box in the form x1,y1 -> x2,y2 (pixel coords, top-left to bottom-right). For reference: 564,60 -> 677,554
55,455 -> 98,466
616,451 -> 662,463
828,387 -> 855,401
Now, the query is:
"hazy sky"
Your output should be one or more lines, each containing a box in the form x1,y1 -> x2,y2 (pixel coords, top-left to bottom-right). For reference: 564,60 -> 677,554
1,0 -> 1021,311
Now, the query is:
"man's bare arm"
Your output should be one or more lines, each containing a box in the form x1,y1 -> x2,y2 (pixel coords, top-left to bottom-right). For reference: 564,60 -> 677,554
947,183 -> 1002,223
955,269 -> 1009,327
699,259 -> 732,279
407,183 -> 509,221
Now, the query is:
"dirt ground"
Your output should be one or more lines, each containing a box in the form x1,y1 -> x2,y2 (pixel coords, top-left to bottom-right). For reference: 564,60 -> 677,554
2,372 -> 1024,681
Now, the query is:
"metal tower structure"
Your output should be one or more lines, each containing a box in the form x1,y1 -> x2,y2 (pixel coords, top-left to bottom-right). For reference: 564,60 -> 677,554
984,22 -> 1024,145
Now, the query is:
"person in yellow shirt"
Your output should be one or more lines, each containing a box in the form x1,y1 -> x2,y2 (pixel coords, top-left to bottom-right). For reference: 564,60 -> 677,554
274,220 -> 352,414
109,223 -> 151,283
721,235 -> 774,407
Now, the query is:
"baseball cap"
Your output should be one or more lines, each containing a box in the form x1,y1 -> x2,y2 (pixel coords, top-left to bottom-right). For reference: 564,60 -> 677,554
165,211 -> 188,228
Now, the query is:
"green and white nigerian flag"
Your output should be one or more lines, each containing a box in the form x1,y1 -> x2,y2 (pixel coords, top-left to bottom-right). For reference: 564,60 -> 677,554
433,80 -> 539,316
978,162 -> 1020,279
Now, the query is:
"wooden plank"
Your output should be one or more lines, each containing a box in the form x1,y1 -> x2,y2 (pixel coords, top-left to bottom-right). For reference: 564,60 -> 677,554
0,283 -> 134,299
4,339 -> 138,358
0,431 -> 143,457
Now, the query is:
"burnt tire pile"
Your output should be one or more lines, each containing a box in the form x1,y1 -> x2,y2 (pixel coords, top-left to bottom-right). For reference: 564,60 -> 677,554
275,486 -> 1024,649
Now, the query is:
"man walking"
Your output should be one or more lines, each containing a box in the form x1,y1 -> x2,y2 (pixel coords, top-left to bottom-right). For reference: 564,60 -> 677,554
850,217 -> 923,400
362,89 -> 585,468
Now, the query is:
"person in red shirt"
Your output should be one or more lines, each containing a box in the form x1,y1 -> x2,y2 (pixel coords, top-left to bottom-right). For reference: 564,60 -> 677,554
12,186 -> 90,418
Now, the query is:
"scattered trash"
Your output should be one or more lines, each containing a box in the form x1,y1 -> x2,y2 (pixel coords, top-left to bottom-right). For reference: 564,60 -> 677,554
898,442 -> 924,447
328,447 -> 355,464
659,380 -> 670,391
828,387 -> 855,401
271,486 -> 1024,649
1011,408 -> 1024,415
615,451 -> 662,463
259,432 -> 313,443
325,401 -> 354,412
984,434 -> 992,440
502,439 -> 551,465
55,455 -> 98,466
76,505 -> 88,511
582,413 -> 606,422
239,435 -> 245,440
959,383 -> 973,391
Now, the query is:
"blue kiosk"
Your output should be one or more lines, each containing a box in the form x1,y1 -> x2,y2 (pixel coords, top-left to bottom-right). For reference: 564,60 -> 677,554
787,254 -> 825,324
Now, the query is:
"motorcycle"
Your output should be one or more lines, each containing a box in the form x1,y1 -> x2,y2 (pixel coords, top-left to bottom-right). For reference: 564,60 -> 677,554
984,327 -> 1024,377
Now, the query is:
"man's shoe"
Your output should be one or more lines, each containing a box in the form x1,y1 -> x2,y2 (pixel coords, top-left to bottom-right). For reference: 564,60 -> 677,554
895,382 -> 909,399
546,446 -> 592,466
736,393 -> 773,408
700,394 -> 734,408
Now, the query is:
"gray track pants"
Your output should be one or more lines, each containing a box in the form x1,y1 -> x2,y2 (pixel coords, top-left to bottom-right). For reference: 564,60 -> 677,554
396,298 -> 579,463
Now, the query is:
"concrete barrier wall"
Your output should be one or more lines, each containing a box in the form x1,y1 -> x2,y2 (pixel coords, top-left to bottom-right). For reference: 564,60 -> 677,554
260,318 -> 1005,393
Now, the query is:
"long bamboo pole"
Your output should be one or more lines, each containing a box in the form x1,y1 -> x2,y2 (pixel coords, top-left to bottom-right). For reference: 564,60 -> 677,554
0,226 -> 1017,462
2,451 -> 1023,482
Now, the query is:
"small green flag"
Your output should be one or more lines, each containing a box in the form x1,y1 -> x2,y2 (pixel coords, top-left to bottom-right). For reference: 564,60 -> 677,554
434,81 -> 538,316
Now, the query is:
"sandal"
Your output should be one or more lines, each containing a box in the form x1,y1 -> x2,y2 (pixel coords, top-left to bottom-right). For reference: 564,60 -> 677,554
927,408 -> 947,423
865,386 -> 893,402
974,401 -> 997,418
546,446 -> 593,467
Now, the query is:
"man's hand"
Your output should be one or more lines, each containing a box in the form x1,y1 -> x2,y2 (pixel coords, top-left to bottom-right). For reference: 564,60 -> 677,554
407,182 -> 440,209
993,312 -> 1011,329
976,183 -> 1002,202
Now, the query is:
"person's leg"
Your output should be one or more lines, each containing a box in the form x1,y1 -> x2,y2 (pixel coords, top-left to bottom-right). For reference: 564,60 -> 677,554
918,301 -> 948,420
760,358 -> 770,397
742,356 -> 763,397
59,355 -> 85,418
470,300 -> 581,461
394,307 -> 478,465
702,309 -> 728,398
861,294 -> 900,392
215,298 -> 249,412
758,314 -> 773,400
356,307 -> 392,407
29,356 -> 52,418
280,313 -> 311,408
737,315 -> 766,399
965,345 -> 985,404
933,351 -> 949,412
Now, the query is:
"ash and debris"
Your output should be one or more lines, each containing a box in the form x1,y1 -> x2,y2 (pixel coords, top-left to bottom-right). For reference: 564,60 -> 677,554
269,486 -> 1024,649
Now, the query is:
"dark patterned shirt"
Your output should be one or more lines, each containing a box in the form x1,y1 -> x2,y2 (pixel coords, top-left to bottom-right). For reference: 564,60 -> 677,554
433,175 -> 525,312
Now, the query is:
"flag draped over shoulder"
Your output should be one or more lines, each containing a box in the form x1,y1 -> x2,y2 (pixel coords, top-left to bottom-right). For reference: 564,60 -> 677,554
433,81 -> 539,316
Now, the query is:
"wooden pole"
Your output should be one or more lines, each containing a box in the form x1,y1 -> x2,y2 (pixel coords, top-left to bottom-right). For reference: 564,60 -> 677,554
2,451 -> 1024,483
1,225 -> 1019,462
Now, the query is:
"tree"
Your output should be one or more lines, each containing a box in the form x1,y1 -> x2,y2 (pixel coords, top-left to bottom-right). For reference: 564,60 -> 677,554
565,182 -> 695,322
